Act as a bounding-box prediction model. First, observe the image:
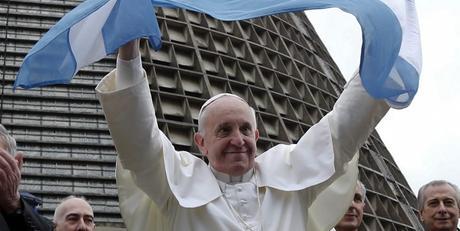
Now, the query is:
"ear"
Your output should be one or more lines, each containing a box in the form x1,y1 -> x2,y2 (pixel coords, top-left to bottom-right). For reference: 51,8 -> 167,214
419,209 -> 424,222
194,133 -> 207,155
14,151 -> 24,170
254,129 -> 260,141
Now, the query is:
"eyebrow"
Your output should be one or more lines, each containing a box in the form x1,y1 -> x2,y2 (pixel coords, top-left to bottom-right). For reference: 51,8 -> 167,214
428,195 -> 456,200
83,214 -> 94,219
65,213 -> 94,219
215,121 -> 252,131
215,122 -> 231,132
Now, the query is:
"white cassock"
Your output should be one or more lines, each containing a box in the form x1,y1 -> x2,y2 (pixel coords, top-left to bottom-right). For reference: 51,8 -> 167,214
96,55 -> 389,231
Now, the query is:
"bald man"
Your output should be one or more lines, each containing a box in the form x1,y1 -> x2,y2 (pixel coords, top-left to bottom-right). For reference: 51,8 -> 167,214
53,196 -> 95,231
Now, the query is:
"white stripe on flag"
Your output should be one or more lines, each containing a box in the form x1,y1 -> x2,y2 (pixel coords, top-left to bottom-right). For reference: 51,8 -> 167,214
381,0 -> 422,73
69,0 -> 117,72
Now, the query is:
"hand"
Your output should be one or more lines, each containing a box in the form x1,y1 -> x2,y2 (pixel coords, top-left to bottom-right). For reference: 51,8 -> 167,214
0,149 -> 23,213
118,39 -> 140,60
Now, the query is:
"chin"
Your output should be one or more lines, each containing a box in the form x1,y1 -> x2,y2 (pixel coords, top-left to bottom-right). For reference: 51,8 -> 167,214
230,167 -> 248,175
434,224 -> 454,229
337,222 -> 358,229
228,165 -> 251,175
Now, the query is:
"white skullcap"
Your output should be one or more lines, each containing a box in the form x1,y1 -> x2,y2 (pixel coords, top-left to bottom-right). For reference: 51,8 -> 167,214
198,93 -> 248,120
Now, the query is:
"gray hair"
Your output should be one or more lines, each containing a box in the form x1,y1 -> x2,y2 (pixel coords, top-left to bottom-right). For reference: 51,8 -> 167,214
417,180 -> 460,211
0,124 -> 17,155
357,180 -> 366,198
197,93 -> 257,133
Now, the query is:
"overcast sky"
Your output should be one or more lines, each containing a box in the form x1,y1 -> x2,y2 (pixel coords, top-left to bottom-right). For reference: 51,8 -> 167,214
306,0 -> 460,194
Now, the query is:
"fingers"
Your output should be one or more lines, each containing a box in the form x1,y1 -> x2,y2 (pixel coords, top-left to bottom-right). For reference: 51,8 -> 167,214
15,151 -> 24,171
0,149 -> 19,177
0,149 -> 22,212
0,148 -> 22,186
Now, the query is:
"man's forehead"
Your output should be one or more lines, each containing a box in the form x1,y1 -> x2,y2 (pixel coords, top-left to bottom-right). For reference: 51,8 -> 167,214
61,199 -> 93,216
199,93 -> 248,115
424,184 -> 457,200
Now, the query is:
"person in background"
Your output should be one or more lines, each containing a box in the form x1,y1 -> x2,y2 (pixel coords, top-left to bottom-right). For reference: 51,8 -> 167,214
0,124 -> 53,231
332,181 -> 366,231
418,180 -> 460,231
53,196 -> 95,231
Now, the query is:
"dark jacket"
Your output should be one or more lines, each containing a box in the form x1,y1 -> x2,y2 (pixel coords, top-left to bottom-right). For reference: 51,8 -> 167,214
0,192 -> 53,231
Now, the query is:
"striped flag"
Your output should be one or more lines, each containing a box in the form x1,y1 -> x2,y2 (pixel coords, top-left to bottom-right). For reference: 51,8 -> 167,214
14,0 -> 421,108
378,0 -> 422,108
14,0 -> 161,89
152,0 -> 422,108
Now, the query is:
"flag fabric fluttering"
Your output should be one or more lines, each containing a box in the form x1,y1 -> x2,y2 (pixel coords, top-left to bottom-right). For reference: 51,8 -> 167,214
14,0 -> 422,108
378,0 -> 422,108
14,0 -> 161,89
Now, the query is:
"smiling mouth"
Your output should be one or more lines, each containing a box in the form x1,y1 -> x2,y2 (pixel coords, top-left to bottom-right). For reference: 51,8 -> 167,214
434,218 -> 450,221
225,150 -> 249,154
225,152 -> 249,159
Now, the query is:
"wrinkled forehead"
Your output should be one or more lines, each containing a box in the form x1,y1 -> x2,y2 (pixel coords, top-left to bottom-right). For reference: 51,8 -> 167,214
424,184 -> 457,201
199,93 -> 249,118
61,199 -> 94,217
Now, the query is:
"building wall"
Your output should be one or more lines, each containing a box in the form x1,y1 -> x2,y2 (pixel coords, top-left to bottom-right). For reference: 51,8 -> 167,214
0,1 -> 422,230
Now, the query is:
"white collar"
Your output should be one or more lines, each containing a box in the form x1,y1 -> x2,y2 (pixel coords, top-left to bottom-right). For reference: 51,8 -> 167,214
210,166 -> 254,184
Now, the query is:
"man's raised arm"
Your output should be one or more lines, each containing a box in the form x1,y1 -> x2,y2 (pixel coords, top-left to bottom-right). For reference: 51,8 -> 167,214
96,39 -> 172,208
327,72 -> 390,172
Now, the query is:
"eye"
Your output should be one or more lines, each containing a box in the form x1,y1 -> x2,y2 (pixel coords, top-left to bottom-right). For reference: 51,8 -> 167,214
354,194 -> 363,203
66,215 -> 80,223
216,126 -> 231,137
85,217 -> 94,224
241,127 -> 250,135
427,200 -> 439,207
444,199 -> 456,207
240,124 -> 252,135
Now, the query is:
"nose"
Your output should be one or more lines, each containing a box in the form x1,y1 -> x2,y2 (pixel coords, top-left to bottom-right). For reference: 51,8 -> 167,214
348,202 -> 357,211
438,202 -> 448,213
76,219 -> 90,231
230,131 -> 245,146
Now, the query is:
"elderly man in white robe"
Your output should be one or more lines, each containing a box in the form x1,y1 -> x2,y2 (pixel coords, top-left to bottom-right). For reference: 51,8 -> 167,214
95,39 -> 390,231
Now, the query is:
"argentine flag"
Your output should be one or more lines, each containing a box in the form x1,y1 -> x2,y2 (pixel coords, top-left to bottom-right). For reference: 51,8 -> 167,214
14,0 -> 161,89
14,0 -> 422,108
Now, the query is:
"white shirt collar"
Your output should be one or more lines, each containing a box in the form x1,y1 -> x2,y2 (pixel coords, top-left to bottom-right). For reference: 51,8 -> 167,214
210,166 -> 254,184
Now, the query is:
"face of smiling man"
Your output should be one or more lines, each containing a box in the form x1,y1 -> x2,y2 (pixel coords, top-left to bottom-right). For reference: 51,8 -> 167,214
335,184 -> 365,231
194,96 -> 259,177
420,183 -> 459,231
